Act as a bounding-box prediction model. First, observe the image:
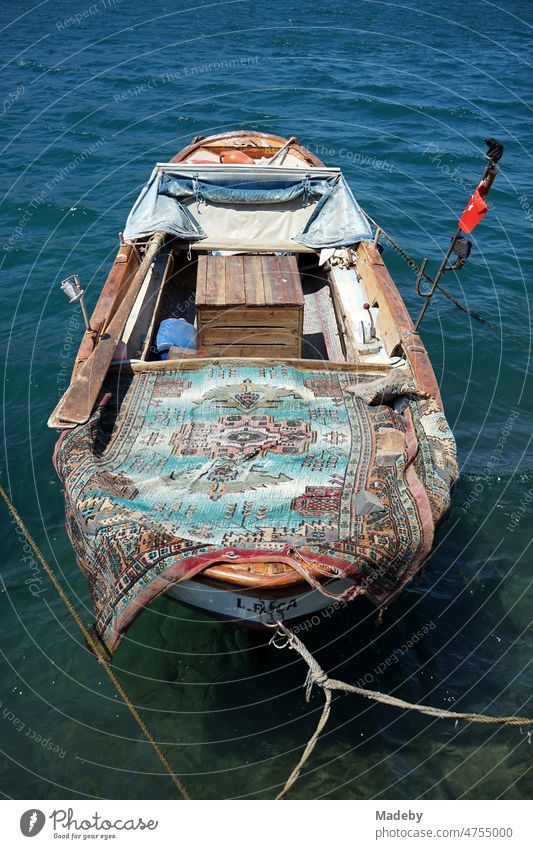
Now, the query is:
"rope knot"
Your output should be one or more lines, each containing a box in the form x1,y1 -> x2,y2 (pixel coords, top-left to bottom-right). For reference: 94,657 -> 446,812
304,666 -> 328,701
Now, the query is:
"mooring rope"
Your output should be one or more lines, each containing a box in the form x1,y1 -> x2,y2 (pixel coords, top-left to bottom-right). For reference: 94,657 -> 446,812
0,484 -> 191,801
5,482 -> 532,802
360,207 -> 527,352
272,622 -> 533,800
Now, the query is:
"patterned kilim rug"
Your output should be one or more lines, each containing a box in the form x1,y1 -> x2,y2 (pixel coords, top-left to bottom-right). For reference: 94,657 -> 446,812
54,362 -> 458,654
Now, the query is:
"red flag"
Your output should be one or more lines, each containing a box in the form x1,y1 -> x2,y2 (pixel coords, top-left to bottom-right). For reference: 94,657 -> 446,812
458,188 -> 488,234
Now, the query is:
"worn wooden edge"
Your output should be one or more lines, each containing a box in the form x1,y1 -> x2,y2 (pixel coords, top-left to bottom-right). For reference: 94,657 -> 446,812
117,356 -> 392,374
202,561 -> 320,588
174,238 -> 317,254
51,246 -> 140,428
200,328 -> 300,343
72,244 -> 139,377
139,250 -> 174,359
197,307 -> 302,326
198,298 -> 305,309
327,266 -> 362,362
359,242 -> 414,331
355,244 -> 403,355
170,130 -> 324,167
48,233 -> 166,428
200,345 -> 303,358
357,242 -> 443,407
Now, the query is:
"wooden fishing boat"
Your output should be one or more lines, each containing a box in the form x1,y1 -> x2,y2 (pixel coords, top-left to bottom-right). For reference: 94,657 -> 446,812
49,130 -> 476,655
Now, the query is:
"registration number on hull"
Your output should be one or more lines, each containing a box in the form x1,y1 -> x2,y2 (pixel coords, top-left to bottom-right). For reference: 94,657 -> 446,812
235,596 -> 299,617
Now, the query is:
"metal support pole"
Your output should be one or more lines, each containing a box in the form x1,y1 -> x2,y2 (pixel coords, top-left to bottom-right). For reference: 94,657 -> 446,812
413,229 -> 460,332
79,296 -> 92,334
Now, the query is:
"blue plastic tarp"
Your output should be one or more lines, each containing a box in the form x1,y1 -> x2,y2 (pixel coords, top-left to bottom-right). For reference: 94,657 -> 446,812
123,168 -> 372,248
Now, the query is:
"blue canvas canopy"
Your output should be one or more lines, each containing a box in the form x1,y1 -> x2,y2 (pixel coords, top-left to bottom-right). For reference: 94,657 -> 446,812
123,164 -> 372,249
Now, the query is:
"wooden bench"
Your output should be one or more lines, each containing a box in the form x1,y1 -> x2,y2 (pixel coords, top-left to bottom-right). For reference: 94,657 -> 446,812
196,254 -> 304,358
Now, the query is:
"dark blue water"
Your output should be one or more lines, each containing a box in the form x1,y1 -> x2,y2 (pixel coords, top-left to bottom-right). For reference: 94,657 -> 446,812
1,0 -> 532,800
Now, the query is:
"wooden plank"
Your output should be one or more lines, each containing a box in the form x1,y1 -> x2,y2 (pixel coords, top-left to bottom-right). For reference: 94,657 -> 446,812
72,244 -> 138,376
139,250 -> 173,359
125,357 -> 391,374
122,263 -> 156,357
355,245 -> 401,355
260,255 -> 276,304
279,255 -> 291,302
199,307 -> 300,327
201,343 -> 302,358
201,327 -> 299,345
280,255 -> 305,305
326,266 -> 366,364
180,238 -> 316,254
356,242 -> 442,406
244,255 -> 265,305
223,255 -> 245,305
360,243 -> 413,332
48,232 -> 166,427
196,254 -> 207,303
205,255 -> 223,305
265,255 -> 286,304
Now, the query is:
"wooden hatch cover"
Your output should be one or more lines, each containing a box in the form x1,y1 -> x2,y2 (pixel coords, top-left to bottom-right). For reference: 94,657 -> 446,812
196,254 -> 304,358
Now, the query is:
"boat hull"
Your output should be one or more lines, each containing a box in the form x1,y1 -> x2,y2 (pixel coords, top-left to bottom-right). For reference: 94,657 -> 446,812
50,129 -> 459,656
166,575 -> 351,627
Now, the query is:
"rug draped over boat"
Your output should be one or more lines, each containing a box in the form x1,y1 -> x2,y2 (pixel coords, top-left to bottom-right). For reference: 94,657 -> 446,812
54,362 -> 458,654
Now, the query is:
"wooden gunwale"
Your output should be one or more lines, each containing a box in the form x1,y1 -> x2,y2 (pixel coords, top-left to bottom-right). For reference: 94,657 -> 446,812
119,357 -> 391,374
50,232 -> 166,427
170,130 -> 323,166
72,244 -> 139,379
355,242 -> 442,406
201,561 -> 321,588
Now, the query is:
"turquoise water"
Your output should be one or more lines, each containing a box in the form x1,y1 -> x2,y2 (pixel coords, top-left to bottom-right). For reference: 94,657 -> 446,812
1,0 -> 532,800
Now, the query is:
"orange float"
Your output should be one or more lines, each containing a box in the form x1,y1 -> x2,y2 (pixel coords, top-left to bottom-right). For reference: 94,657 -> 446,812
220,149 -> 255,165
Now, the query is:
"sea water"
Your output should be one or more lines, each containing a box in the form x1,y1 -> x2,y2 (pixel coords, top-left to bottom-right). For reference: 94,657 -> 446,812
0,0 -> 531,800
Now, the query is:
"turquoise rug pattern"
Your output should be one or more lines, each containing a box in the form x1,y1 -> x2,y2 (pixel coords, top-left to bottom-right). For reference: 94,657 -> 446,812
54,362 -> 458,652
